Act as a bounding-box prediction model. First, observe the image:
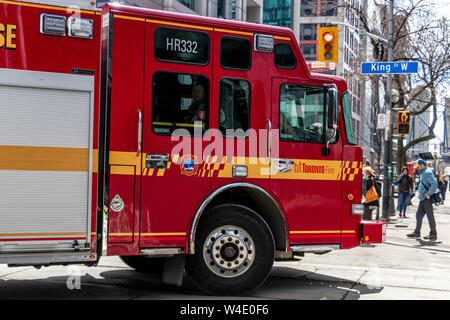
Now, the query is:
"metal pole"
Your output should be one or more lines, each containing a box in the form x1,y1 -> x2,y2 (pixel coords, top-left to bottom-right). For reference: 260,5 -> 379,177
382,0 -> 394,220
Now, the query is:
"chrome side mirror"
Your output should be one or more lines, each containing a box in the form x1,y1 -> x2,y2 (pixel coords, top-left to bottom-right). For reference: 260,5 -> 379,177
322,86 -> 339,156
327,87 -> 339,130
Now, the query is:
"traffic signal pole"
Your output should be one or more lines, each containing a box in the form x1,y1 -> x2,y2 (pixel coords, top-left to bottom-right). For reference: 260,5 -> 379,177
327,3 -> 396,220
382,0 -> 394,221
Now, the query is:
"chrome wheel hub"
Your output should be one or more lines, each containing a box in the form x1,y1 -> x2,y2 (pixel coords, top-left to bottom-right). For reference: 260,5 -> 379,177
203,225 -> 255,278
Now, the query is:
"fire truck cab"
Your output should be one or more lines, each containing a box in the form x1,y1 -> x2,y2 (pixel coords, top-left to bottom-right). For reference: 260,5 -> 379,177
0,0 -> 385,295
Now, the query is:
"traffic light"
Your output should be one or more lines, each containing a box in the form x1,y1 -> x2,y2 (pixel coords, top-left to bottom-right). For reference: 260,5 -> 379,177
317,27 -> 339,63
397,110 -> 410,134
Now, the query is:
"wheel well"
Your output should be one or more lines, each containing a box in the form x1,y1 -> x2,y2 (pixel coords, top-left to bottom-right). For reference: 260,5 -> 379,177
190,184 -> 288,253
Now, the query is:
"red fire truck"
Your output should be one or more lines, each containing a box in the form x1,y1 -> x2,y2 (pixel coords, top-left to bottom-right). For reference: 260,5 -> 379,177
0,0 -> 385,295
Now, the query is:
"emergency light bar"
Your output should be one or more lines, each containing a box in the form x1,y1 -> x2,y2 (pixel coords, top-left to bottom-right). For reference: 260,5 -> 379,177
40,14 -> 93,39
40,14 -> 66,36
254,34 -> 274,53
68,17 -> 94,39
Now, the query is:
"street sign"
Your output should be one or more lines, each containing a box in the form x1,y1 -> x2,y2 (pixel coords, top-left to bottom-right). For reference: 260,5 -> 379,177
361,61 -> 419,74
377,113 -> 386,129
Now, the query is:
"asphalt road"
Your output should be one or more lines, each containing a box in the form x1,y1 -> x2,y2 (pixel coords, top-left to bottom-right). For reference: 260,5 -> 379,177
0,243 -> 449,300
1,196 -> 449,300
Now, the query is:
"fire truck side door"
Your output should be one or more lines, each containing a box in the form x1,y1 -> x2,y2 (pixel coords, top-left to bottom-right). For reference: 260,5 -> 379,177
270,78 -> 344,245
106,15 -> 145,247
139,22 -> 213,249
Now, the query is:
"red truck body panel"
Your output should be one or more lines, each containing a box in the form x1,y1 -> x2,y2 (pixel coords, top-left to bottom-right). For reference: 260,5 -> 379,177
0,0 -> 101,253
0,0 -> 382,263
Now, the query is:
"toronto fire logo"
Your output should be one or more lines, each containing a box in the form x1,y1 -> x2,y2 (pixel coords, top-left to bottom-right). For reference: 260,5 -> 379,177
180,154 -> 199,176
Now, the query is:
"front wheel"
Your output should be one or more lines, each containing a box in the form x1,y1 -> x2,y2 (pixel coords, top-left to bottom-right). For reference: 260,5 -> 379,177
185,204 -> 275,296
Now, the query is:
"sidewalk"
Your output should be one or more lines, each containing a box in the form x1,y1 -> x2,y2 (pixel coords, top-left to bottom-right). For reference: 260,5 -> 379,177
381,190 -> 450,253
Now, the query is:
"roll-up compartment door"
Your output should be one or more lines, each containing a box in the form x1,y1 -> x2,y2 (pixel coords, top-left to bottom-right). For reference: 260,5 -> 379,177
0,69 -> 94,253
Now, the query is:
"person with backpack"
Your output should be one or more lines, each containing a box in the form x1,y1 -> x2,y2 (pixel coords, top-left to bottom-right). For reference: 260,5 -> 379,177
407,159 -> 438,240
363,166 -> 380,220
396,167 -> 414,218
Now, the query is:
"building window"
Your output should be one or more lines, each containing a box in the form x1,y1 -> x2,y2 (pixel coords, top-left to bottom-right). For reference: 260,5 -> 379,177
220,37 -> 252,70
219,78 -> 251,136
263,0 -> 292,28
178,0 -> 194,10
217,0 -> 233,19
300,43 -> 316,61
320,0 -> 337,16
300,23 -> 317,41
356,120 -> 360,144
300,0 -> 317,17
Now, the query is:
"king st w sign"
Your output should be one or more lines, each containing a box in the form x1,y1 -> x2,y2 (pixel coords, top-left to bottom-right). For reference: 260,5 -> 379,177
361,61 -> 419,74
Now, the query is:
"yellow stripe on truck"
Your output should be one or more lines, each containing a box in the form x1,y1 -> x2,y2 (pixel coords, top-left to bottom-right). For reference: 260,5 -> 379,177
0,0 -> 98,15
0,146 -> 361,181
0,145 -> 88,172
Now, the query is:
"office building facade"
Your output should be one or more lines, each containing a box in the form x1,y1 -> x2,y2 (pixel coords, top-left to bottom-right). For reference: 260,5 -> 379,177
98,0 -> 263,23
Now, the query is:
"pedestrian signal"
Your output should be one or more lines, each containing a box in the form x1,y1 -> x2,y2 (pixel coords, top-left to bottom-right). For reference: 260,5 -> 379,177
318,27 -> 338,63
397,110 -> 410,135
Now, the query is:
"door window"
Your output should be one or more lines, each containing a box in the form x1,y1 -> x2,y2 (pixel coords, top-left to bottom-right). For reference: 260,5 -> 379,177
274,43 -> 297,69
218,78 -> 251,137
341,92 -> 356,144
279,83 -> 328,144
152,71 -> 209,136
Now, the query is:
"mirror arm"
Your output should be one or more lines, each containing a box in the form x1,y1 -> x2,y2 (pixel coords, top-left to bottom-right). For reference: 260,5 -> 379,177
322,127 -> 337,156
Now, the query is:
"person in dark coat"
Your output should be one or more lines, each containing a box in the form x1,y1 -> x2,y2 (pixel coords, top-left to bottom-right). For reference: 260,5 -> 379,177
363,166 -> 379,220
437,175 -> 446,205
396,167 -> 414,218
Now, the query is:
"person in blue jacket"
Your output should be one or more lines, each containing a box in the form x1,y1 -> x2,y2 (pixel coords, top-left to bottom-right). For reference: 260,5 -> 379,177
407,159 -> 438,240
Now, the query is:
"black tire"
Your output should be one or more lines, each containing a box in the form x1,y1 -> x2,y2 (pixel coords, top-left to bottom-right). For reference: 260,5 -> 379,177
119,255 -> 165,274
185,204 -> 275,296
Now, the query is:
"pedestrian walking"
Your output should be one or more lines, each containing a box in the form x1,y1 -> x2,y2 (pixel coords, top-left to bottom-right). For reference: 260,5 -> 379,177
396,167 -> 414,218
407,159 -> 438,240
439,176 -> 447,204
363,166 -> 380,220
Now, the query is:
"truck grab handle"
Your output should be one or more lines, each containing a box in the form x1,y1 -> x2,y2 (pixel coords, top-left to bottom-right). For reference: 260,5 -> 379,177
137,109 -> 142,157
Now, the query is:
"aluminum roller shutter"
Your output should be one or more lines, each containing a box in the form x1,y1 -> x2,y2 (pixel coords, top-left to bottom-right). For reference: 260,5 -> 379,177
0,69 -> 94,253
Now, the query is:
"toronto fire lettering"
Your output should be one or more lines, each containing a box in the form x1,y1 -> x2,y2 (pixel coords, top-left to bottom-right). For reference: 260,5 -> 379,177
293,162 -> 335,175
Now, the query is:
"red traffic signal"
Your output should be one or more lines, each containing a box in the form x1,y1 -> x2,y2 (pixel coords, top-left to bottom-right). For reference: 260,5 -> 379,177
318,27 -> 338,63
323,32 -> 334,43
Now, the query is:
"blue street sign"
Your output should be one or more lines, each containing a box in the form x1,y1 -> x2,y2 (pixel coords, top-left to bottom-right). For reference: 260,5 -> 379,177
361,61 -> 419,74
